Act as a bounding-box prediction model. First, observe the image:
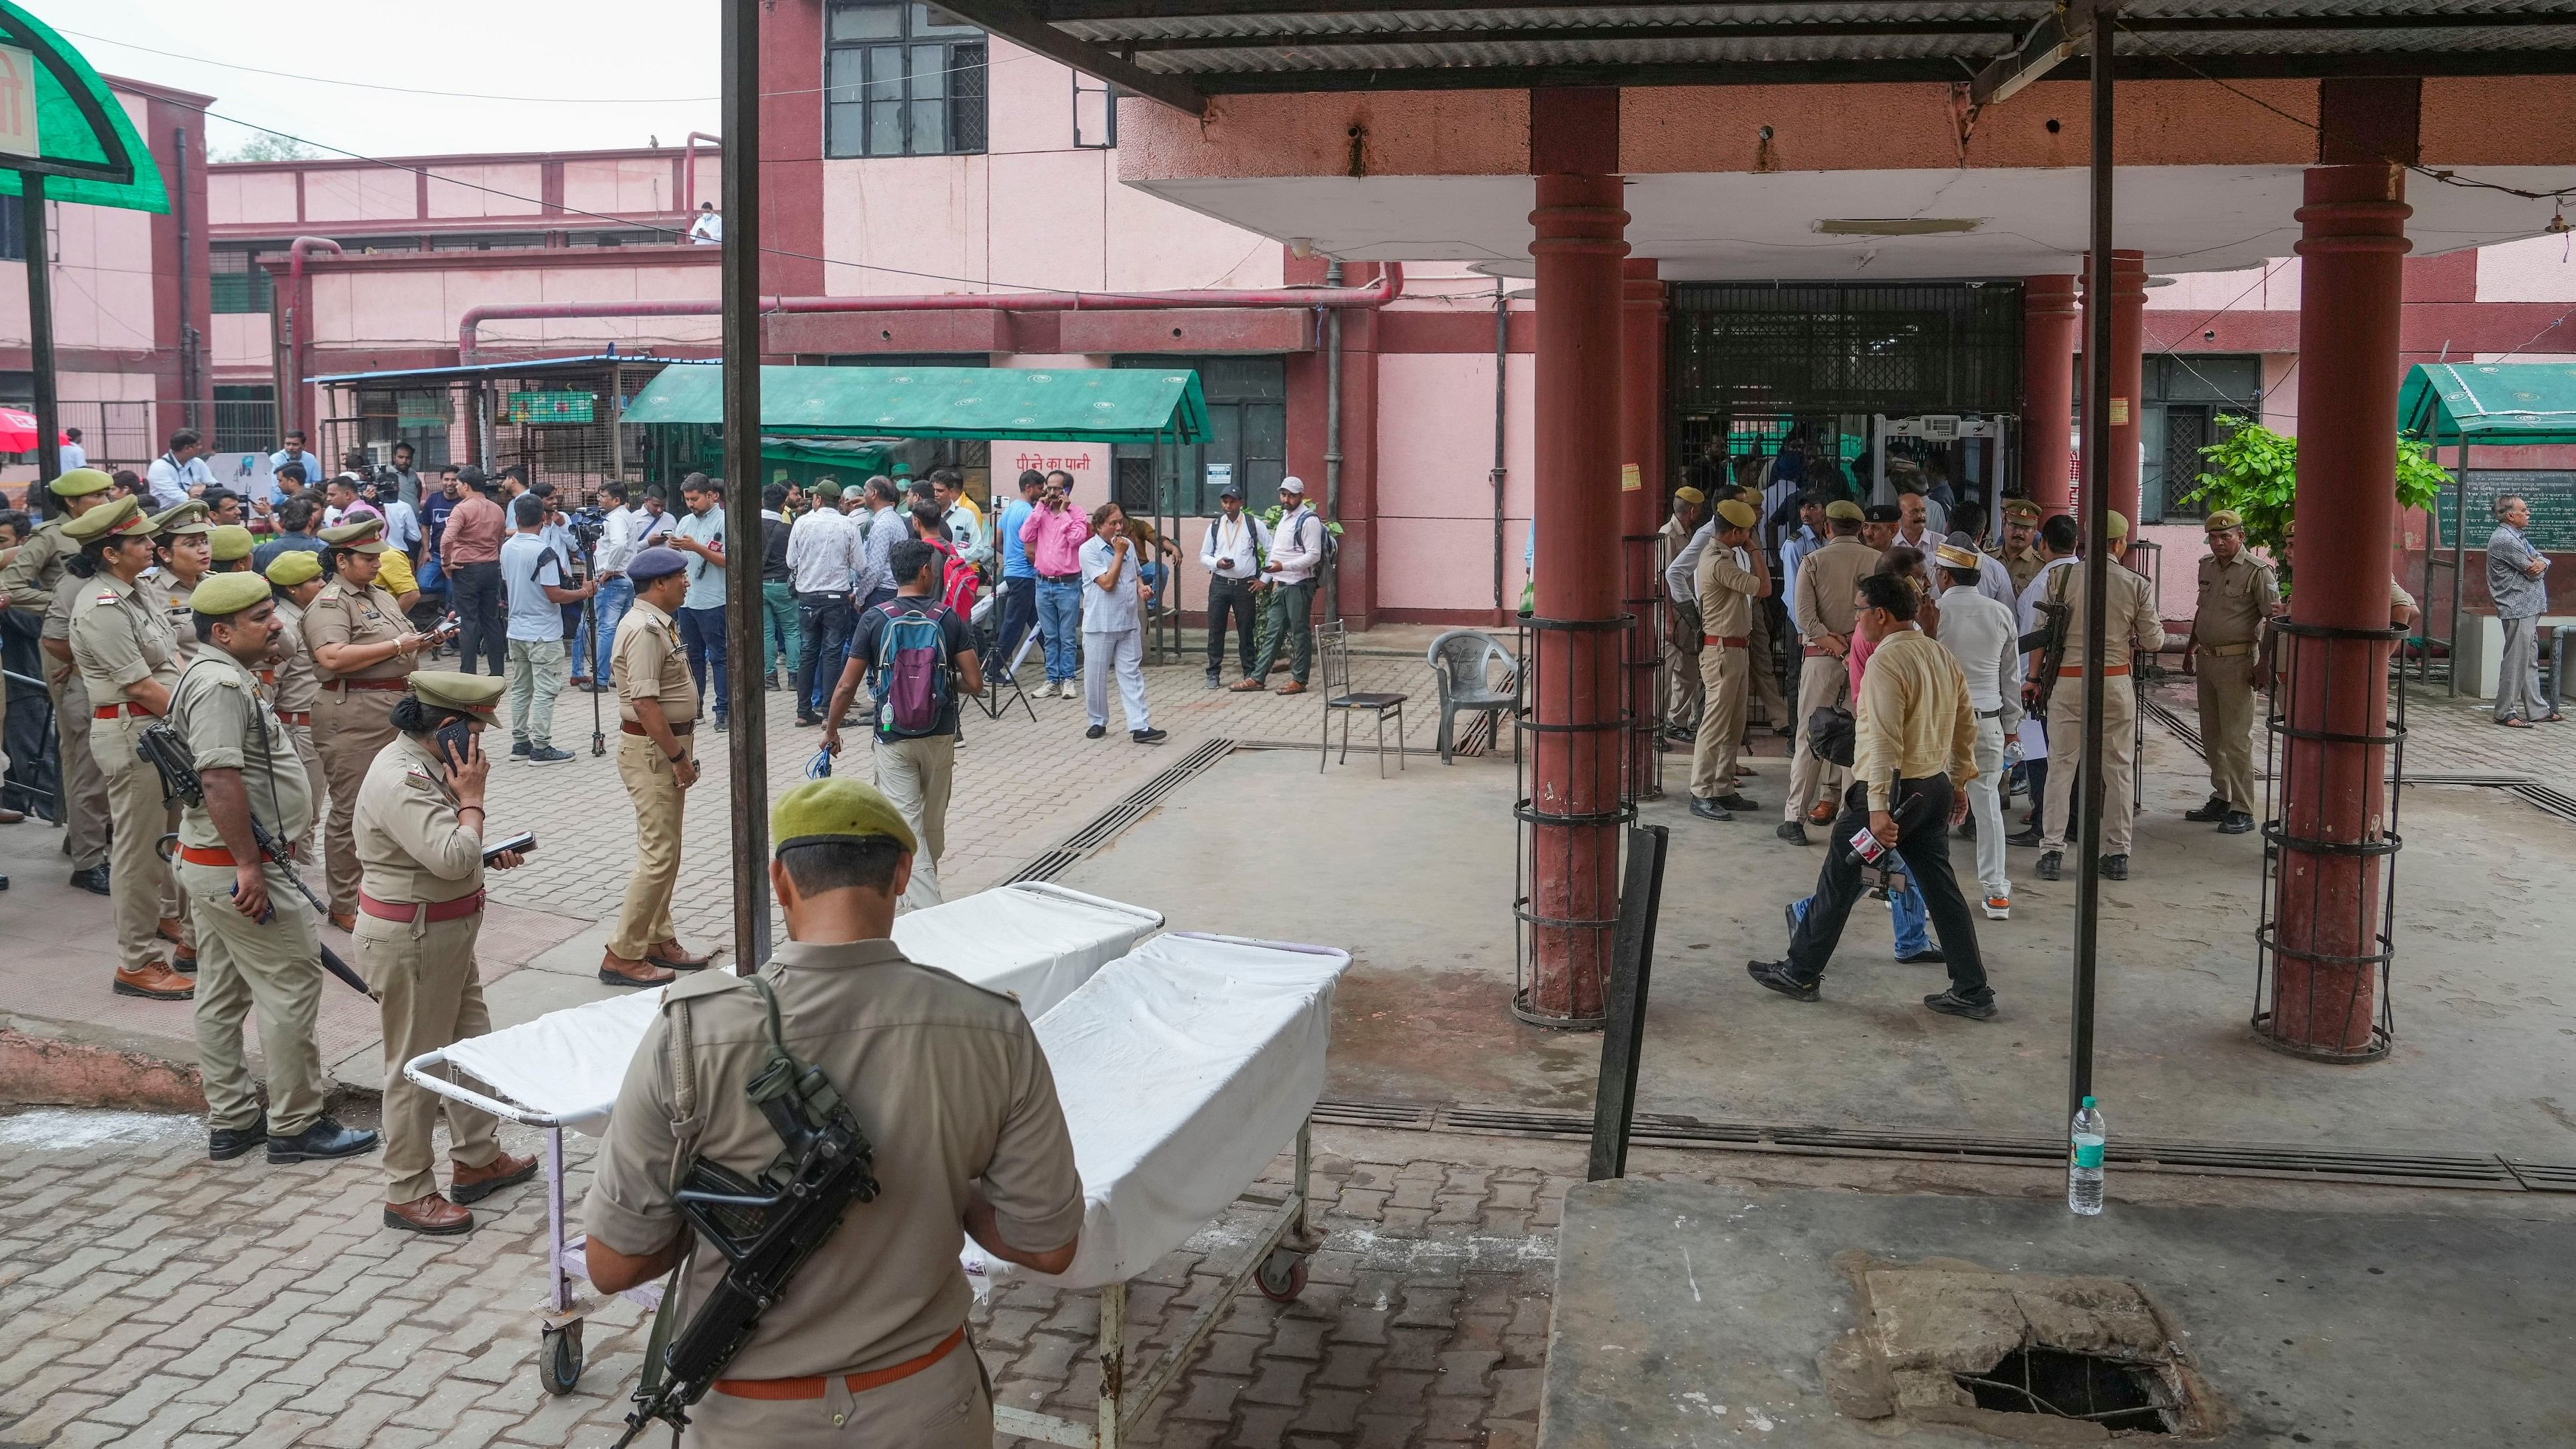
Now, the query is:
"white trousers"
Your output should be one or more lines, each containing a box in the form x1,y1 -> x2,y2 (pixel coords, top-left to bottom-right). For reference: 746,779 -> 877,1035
1084,627 -> 1150,732
1969,714 -> 2010,899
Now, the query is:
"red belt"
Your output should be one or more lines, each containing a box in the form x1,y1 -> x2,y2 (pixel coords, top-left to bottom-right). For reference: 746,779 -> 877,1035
357,889 -> 486,923
278,711 -> 312,726
179,844 -> 244,867
1803,646 -> 1830,657
258,669 -> 276,685
95,703 -> 157,719
325,677 -> 411,693
621,719 -> 696,736
2059,665 -> 2132,677
714,1327 -> 965,1401
1703,634 -> 1749,648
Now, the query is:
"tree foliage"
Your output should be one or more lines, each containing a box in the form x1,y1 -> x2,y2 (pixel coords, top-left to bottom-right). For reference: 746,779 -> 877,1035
2182,415 -> 2449,586
216,134 -> 319,164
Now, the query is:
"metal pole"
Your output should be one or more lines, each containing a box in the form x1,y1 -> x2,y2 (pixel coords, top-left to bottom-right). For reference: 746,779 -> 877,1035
173,128 -> 201,433
1492,277 -> 1508,620
1323,260 -> 1345,625
2446,437 -> 2467,697
2069,3 -> 2117,1123
25,173 -> 60,499
719,0 -> 772,974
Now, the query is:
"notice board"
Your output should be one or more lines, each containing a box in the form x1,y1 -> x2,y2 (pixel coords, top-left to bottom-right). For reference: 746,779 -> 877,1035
2434,470 -> 2576,552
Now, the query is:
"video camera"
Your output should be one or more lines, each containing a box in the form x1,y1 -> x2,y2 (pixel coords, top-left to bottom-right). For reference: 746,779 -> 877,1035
565,505 -> 608,559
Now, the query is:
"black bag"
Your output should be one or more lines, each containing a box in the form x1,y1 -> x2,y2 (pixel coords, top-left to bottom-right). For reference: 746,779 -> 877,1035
1808,704 -> 1856,768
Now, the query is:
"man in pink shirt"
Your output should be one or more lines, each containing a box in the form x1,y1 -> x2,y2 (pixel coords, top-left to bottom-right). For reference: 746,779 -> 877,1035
1018,470 -> 1093,696
440,466 -> 509,675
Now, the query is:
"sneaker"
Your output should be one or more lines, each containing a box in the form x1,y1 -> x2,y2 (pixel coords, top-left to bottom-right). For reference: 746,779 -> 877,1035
2036,850 -> 2063,881
1131,728 -> 1168,744
1085,724 -> 1107,740
1983,895 -> 2011,921
1775,821 -> 1810,846
1745,960 -> 1820,1002
527,746 -> 573,765
1205,675 -> 1223,690
509,740 -> 533,758
714,713 -> 730,732
1923,989 -> 1999,1021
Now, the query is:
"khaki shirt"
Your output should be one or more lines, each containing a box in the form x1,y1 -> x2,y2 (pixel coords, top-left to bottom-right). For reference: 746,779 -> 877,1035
2192,552 -> 2279,650
584,940 -> 1085,1379
0,519 -> 70,611
612,596 -> 697,725
168,653 -> 315,850
2050,559 -> 2169,670
70,572 -> 185,705
305,579 -> 415,683
267,598 -> 321,714
1695,539 -> 1764,639
1989,543 -> 2045,597
1791,536 -> 1880,642
352,731 -> 486,906
142,566 -> 203,662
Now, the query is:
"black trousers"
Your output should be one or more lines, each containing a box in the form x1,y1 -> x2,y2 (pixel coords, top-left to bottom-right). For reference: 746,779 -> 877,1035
993,577 -> 1039,678
797,591 -> 853,717
1785,776 -> 1991,1000
1206,575 -> 1259,679
450,562 -> 506,675
2022,758 -> 2049,828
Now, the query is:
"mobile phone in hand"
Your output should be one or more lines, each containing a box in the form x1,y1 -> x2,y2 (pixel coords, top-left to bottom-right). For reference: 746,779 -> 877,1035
481,830 -> 535,864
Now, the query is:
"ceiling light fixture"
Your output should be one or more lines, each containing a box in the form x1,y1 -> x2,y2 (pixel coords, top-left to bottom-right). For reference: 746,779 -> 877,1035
1814,218 -> 1983,236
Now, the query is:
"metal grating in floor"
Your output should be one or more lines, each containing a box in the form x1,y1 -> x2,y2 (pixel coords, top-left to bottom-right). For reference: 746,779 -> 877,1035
1004,737 -> 1236,884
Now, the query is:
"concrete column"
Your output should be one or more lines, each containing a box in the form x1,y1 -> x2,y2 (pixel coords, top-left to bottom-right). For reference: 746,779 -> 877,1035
2077,251 -> 2147,536
2270,136 -> 2414,1056
1524,86 -> 1629,1023
1619,258 -> 1667,801
2022,275 -> 2080,516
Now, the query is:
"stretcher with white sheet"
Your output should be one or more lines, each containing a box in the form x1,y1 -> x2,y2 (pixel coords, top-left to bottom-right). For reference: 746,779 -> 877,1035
405,885 -> 1354,1449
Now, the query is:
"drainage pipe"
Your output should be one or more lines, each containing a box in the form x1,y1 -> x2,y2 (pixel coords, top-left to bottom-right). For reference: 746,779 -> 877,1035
1323,259 -> 1345,624
679,130 -> 722,232
283,236 -> 342,438
1491,275 -> 1508,621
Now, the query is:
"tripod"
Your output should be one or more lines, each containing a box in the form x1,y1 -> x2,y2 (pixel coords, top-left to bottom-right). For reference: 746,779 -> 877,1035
584,595 -> 607,757
974,580 -> 1037,723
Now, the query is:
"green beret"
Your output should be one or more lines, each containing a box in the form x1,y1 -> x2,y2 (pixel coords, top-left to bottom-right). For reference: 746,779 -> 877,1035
265,551 -> 324,588
191,572 -> 275,617
408,671 -> 505,718
1824,500 -> 1865,523
318,518 -> 386,554
51,467 -> 115,499
211,524 -> 256,562
63,495 -> 149,542
150,501 -> 213,536
772,777 -> 917,856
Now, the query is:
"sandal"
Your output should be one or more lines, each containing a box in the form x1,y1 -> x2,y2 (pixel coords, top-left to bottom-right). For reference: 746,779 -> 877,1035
2500,717 -> 2535,728
2542,713 -> 2568,724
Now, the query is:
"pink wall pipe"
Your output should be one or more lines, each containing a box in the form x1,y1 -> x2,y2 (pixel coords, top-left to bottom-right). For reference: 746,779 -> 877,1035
456,264 -> 1404,362
680,131 -> 721,223
285,236 -> 343,436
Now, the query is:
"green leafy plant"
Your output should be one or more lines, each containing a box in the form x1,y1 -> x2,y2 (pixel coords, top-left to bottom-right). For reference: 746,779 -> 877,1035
2183,416 -> 2449,587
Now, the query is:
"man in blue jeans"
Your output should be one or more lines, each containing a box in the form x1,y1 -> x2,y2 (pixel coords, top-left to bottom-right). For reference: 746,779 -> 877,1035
587,481 -> 642,689
665,474 -> 730,728
992,470 -> 1043,680
1021,470 -> 1092,698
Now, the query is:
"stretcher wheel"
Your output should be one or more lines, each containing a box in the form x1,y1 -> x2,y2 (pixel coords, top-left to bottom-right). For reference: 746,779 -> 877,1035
539,1319 -> 585,1395
1255,1248 -> 1308,1303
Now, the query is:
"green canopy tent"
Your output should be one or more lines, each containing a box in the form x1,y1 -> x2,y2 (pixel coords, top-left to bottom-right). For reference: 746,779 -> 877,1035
0,3 -> 170,494
2398,361 -> 2576,695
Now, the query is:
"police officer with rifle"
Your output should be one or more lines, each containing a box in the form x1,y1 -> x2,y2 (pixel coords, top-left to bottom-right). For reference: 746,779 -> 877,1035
584,777 -> 1084,1447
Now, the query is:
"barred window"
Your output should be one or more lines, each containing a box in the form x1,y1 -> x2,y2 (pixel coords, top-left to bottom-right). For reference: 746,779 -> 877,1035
825,3 -> 987,158
210,246 -> 274,314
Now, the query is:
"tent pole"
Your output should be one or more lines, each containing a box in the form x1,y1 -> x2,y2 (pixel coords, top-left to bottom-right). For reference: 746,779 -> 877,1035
2447,436 -> 2466,698
25,173 -> 61,502
719,0 -> 772,973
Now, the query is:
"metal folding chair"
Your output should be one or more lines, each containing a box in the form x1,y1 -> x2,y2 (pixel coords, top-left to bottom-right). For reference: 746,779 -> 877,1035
1317,621 -> 1407,775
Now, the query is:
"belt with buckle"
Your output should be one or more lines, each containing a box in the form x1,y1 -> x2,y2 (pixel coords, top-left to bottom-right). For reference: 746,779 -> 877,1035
93,703 -> 157,720
357,889 -> 486,923
2059,665 -> 2132,677
713,1326 -> 966,1401
2197,642 -> 2255,659
1040,572 -> 1080,583
278,710 -> 312,726
178,844 -> 245,867
621,719 -> 696,736
325,677 -> 412,693
1977,707 -> 2006,719
1704,634 -> 1749,648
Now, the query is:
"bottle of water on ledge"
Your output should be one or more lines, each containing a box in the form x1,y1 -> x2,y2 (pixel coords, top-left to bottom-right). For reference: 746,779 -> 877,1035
2068,1095 -> 2107,1216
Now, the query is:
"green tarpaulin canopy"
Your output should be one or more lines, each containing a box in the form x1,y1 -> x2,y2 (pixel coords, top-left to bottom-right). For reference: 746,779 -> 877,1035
0,3 -> 168,213
621,364 -> 1210,444
2399,362 -> 2576,448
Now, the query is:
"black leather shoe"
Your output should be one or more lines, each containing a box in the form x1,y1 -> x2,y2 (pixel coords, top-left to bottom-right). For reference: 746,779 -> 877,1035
1746,960 -> 1820,1002
2100,854 -> 2130,881
2036,850 -> 2063,881
1131,728 -> 1168,744
209,1116 -> 268,1162
70,864 -> 111,895
1085,724 -> 1107,740
1689,797 -> 1733,821
1924,989 -> 1999,1021
1775,821 -> 1810,846
2181,796 -> 2231,823
1897,947 -> 1947,966
2004,828 -> 2044,848
2218,812 -> 2254,834
1955,815 -> 1977,838
266,1117 -> 380,1164
1714,793 -> 1761,813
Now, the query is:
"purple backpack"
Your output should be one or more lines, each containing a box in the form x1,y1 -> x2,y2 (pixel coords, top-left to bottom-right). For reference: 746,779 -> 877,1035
870,602 -> 953,738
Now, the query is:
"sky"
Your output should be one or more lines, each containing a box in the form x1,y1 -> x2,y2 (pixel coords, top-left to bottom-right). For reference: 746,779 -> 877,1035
60,0 -> 723,162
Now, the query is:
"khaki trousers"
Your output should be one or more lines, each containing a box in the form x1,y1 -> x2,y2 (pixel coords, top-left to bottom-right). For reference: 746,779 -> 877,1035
355,907 -> 501,1203
610,731 -> 688,960
95,711 -> 180,972
1749,613 -> 1789,727
46,664 -> 110,870
680,1336 -> 990,1449
179,858 -> 325,1136
1780,654 -> 1851,824
1689,645 -> 1747,800
316,690 -> 399,918
2042,674 -> 2139,856
284,720 -> 325,868
1663,600 -> 1704,728
872,733 -> 954,911
2195,650 -> 2259,814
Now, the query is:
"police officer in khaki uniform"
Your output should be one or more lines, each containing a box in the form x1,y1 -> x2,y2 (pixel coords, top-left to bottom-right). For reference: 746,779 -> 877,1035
1779,500 -> 1880,843
1657,487 -> 1708,734
144,501 -> 215,662
209,523 -> 258,574
2036,512 -> 2171,883
584,777 -> 1085,1448
166,571 -> 380,1166
264,552 -> 331,868
305,517 -> 431,930
2183,509 -> 2278,835
1988,497 -> 2047,596
352,672 -> 538,1232
603,546 -> 707,986
4,467 -> 119,892
64,497 -> 198,1001
1690,498 -> 1770,821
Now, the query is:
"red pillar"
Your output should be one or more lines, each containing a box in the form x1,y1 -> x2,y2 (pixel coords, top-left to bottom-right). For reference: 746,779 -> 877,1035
2077,251 -> 2147,538
1525,88 -> 1629,1023
2022,275 -> 2079,517
1619,258 -> 1667,801
2269,81 -> 2417,1058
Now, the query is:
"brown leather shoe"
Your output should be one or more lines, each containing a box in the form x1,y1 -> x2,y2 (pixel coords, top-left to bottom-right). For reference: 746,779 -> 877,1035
450,1150 -> 539,1204
170,938 -> 198,972
113,962 -> 195,1001
600,950 -> 677,987
383,1192 -> 474,1235
157,917 -> 188,945
647,938 -> 712,971
1273,681 -> 1308,695
0,807 -> 23,824
1808,801 -> 1836,824
330,912 -> 358,932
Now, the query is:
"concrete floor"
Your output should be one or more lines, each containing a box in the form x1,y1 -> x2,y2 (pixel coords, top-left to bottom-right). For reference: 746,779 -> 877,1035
1539,1177 -> 2576,1447
1055,723 -> 2576,1164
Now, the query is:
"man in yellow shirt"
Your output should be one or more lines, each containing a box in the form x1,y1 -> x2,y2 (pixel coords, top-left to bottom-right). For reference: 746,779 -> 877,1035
1747,572 -> 1996,1020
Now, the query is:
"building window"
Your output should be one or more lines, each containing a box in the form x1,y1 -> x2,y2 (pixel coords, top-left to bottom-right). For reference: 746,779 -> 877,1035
210,246 -> 276,314
212,385 -> 276,454
2140,354 -> 2263,522
825,3 -> 988,158
0,195 -> 23,263
1112,355 -> 1287,518
1073,74 -> 1116,150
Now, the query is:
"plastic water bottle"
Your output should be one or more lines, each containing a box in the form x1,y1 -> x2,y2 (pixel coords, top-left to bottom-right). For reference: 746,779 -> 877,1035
2067,1096 -> 2107,1215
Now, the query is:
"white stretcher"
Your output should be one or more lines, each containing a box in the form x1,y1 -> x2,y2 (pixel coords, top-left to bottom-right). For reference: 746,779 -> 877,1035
402,882 -> 1163,1395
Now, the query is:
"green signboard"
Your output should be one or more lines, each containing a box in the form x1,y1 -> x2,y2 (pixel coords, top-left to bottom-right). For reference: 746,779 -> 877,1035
506,390 -> 596,425
0,3 -> 168,213
2434,470 -> 2576,553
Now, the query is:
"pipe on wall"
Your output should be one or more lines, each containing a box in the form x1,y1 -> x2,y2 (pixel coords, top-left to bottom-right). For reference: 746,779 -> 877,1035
1491,276 -> 1508,621
283,236 -> 343,437
1323,259 -> 1344,623
679,130 -> 723,230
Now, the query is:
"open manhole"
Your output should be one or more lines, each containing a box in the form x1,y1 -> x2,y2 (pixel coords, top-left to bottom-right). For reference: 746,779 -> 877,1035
1820,1253 -> 2227,1442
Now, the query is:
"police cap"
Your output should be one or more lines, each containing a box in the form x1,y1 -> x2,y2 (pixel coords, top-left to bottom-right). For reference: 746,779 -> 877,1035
629,545 -> 688,583
150,501 -> 213,537
1863,503 -> 1902,524
409,671 -> 505,718
1715,499 -> 1758,530
1824,500 -> 1865,523
2204,509 -> 2245,534
50,467 -> 115,499
191,572 -> 274,618
265,551 -> 324,588
2002,497 -> 2043,521
772,777 -> 918,856
1673,487 -> 1705,506
63,495 -> 149,542
211,524 -> 256,562
319,518 -> 387,554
